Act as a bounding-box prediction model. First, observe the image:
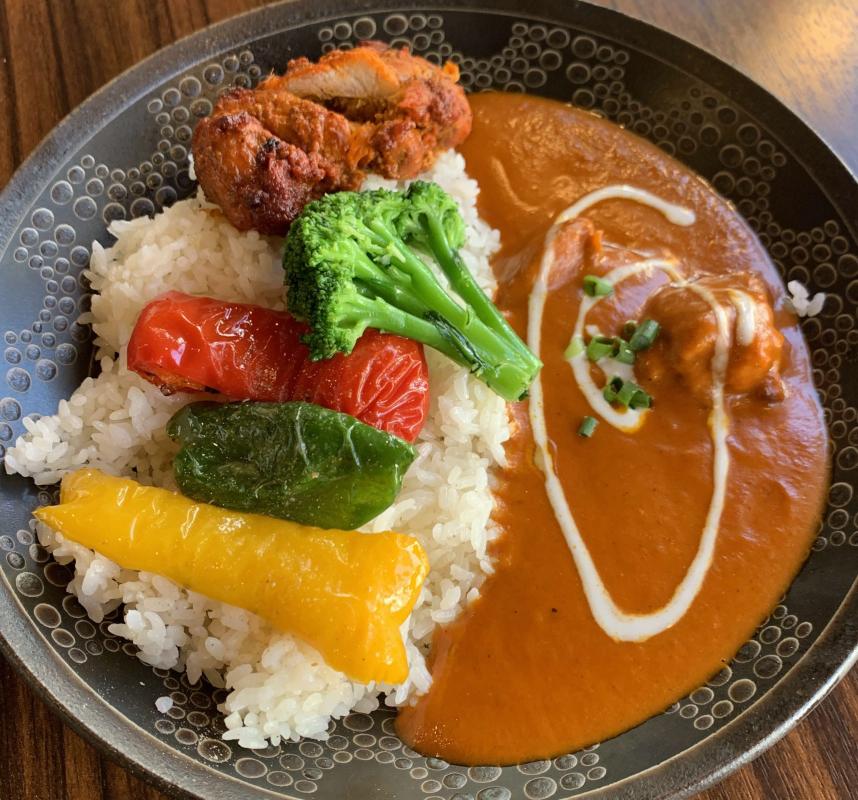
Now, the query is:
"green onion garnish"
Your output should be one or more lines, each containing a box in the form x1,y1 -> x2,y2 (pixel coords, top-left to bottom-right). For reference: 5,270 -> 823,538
586,335 -> 616,362
629,319 -> 660,351
630,390 -> 652,410
622,320 -> 638,340
582,275 -> 613,297
578,416 -> 598,437
603,375 -> 623,403
564,335 -> 585,359
603,377 -> 653,410
615,380 -> 642,407
614,339 -> 636,365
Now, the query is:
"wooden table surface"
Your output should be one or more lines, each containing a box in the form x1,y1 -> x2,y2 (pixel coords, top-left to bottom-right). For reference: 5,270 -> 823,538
0,1 -> 855,798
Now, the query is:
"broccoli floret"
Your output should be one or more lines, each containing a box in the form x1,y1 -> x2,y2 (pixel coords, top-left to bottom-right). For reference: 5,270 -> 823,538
283,183 -> 542,401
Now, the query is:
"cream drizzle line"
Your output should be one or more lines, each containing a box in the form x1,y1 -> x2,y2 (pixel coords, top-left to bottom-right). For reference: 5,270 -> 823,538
728,290 -> 757,346
568,258 -> 682,433
527,185 -> 734,642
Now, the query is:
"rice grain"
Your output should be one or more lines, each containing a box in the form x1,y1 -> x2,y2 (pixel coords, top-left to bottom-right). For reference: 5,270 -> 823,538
8,151 -> 510,747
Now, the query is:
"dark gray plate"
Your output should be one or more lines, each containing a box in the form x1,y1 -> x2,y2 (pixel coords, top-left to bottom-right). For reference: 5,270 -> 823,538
0,2 -> 855,799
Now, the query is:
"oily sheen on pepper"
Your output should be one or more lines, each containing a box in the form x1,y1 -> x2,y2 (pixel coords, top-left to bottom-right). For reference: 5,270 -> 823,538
127,291 -> 430,442
36,468 -> 429,684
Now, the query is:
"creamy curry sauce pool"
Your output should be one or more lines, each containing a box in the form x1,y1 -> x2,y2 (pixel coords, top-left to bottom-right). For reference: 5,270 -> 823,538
396,93 -> 828,764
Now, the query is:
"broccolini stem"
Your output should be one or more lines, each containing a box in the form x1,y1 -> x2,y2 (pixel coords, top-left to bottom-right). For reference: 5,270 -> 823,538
354,277 -> 428,319
346,296 -> 535,400
369,221 -> 528,362
367,219 -> 469,322
422,214 -> 541,368
362,219 -> 539,399
344,294 -> 467,364
348,245 -> 429,319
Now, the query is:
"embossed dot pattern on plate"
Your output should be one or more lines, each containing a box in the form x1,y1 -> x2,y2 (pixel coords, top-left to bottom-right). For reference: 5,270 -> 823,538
0,7 -> 855,800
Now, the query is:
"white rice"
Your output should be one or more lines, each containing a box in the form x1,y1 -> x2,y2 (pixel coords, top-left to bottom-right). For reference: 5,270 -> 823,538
786,279 -> 825,317
155,696 -> 174,714
5,151 -> 510,749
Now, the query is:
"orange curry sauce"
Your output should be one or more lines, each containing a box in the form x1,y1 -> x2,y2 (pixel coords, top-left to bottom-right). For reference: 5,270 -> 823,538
396,93 -> 828,764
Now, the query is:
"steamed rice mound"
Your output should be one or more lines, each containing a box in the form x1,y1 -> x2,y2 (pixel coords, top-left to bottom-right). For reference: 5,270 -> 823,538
5,152 -> 511,749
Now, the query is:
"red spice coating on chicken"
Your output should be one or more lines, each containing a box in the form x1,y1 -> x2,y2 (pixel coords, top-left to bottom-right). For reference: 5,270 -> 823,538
192,43 -> 472,235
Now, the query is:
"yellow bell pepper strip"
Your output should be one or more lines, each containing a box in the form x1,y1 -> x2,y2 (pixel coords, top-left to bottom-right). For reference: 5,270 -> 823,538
35,468 -> 429,685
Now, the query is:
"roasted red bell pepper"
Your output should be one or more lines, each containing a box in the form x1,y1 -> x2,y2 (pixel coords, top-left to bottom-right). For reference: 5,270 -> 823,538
127,291 -> 429,442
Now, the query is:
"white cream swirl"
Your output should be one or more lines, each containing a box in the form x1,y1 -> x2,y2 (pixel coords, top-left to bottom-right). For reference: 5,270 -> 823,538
527,185 -> 733,642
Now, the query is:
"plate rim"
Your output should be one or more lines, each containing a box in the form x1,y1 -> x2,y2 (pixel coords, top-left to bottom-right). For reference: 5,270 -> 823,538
0,1 -> 855,798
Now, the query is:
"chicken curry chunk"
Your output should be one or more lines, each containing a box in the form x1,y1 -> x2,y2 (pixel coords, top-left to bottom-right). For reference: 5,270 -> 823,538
638,272 -> 785,402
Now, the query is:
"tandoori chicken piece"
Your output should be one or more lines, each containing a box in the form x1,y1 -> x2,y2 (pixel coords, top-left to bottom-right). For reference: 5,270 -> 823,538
270,43 -> 403,100
192,42 -> 472,235
638,271 -> 786,403
191,109 -> 354,235
276,42 -> 472,159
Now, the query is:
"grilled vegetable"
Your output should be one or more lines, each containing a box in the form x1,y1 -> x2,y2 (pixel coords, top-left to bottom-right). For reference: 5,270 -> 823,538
127,291 -> 429,442
283,182 -> 542,401
35,469 -> 428,684
167,401 -> 416,530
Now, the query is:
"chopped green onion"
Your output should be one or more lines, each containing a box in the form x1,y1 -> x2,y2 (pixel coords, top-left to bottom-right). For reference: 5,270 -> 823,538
564,335 -> 585,359
629,319 -> 660,351
614,339 -> 636,365
603,376 -> 653,410
630,390 -> 652,410
603,375 -> 623,403
582,275 -> 613,298
622,320 -> 638,340
586,335 -> 616,362
578,416 -> 598,437
616,380 -> 642,407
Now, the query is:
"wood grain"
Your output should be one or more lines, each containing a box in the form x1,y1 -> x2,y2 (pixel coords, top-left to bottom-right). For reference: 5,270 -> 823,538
0,1 -> 855,798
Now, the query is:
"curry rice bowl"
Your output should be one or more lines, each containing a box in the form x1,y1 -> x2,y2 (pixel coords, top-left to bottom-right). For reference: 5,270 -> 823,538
5,151 -> 511,749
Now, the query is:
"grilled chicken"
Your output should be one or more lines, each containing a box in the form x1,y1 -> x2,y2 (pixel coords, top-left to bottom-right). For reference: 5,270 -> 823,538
638,272 -> 786,403
192,43 -> 472,235
270,44 -> 403,100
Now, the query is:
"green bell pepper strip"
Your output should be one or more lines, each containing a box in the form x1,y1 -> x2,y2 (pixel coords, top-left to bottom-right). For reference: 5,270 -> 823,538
167,401 -> 417,530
